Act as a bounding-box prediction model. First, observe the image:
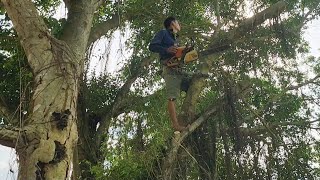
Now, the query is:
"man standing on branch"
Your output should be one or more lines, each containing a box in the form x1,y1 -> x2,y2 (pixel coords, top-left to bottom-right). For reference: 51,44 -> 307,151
149,16 -> 191,132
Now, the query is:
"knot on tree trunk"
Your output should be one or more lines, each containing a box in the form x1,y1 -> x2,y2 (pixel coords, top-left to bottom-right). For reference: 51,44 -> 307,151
50,141 -> 66,164
52,109 -> 71,130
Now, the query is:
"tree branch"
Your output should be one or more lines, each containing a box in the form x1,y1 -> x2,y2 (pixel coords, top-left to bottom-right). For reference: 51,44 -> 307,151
200,0 -> 287,57
240,119 -> 319,137
233,1 -> 287,39
60,0 -> 96,58
63,0 -> 71,10
286,74 -> 320,91
1,0 -> 51,71
95,57 -> 153,144
87,14 -> 120,46
0,126 -> 20,148
212,0 -> 222,38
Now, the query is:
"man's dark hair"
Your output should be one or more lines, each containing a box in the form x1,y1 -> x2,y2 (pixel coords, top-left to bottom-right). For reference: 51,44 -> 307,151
164,16 -> 176,29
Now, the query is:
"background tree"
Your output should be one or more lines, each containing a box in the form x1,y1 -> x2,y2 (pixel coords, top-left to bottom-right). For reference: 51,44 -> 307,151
1,0 -> 320,179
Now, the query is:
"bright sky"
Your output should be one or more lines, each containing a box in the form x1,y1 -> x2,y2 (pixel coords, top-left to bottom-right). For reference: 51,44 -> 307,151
0,9 -> 319,180
0,146 -> 16,179
304,20 -> 320,56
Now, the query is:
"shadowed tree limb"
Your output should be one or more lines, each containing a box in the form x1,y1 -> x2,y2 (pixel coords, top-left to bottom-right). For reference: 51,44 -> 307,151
239,119 -> 320,137
60,0 -> 96,59
95,56 -> 156,145
87,14 -> 120,46
63,0 -> 71,9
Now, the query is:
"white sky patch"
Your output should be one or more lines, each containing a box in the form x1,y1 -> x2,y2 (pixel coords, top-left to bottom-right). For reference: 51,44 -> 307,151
0,146 -> 17,179
88,27 -> 133,76
304,20 -> 320,57
52,2 -> 67,20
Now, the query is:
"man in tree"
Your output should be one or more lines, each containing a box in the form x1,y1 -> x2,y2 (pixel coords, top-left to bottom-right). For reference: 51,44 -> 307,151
149,16 -> 190,132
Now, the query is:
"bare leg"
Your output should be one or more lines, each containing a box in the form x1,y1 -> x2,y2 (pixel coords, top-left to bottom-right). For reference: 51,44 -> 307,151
168,99 -> 186,131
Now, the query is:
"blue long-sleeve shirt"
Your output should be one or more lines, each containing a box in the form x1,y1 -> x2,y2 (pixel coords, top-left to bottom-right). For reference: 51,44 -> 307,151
149,29 -> 179,61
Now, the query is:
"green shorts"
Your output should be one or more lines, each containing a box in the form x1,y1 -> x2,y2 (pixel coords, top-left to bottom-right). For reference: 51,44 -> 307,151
162,66 -> 191,100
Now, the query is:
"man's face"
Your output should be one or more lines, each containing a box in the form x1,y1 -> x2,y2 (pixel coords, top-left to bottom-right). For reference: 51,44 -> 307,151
171,20 -> 181,33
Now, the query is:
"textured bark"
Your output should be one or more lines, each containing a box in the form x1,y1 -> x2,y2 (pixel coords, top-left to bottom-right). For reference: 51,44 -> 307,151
74,98 -> 101,179
221,123 -> 233,180
15,39 -> 79,179
60,0 -> 96,58
1,0 -> 83,179
0,126 -> 20,148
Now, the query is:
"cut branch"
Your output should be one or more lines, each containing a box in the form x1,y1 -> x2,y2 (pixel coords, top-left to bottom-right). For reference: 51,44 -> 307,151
233,1 -> 286,39
0,126 -> 20,148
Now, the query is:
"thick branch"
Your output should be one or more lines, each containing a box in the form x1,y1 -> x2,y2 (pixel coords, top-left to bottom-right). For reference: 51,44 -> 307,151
161,102 -> 220,179
1,0 -> 50,71
200,0 -> 287,57
240,120 -> 318,137
95,74 -> 138,143
87,14 -> 120,46
96,57 -> 153,144
60,0 -> 96,59
63,0 -> 71,10
233,1 -> 287,39
0,126 -> 20,148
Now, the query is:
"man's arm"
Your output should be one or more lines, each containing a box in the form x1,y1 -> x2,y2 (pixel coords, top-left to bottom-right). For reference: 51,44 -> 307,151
149,30 -> 167,55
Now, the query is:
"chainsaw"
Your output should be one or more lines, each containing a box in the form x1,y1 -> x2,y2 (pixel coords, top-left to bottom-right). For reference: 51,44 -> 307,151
165,38 -> 199,67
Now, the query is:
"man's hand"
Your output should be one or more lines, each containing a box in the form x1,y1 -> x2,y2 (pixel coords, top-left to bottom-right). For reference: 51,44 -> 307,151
166,46 -> 178,54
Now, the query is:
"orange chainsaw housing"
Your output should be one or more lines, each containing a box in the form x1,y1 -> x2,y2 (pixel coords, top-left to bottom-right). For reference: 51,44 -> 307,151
175,46 -> 186,58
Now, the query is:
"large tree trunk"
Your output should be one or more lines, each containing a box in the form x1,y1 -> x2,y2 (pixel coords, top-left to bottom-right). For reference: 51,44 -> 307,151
74,94 -> 101,179
16,53 -> 79,179
0,0 -> 94,178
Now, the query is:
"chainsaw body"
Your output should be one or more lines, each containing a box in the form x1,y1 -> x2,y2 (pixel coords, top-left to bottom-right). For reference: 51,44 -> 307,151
166,43 -> 199,67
